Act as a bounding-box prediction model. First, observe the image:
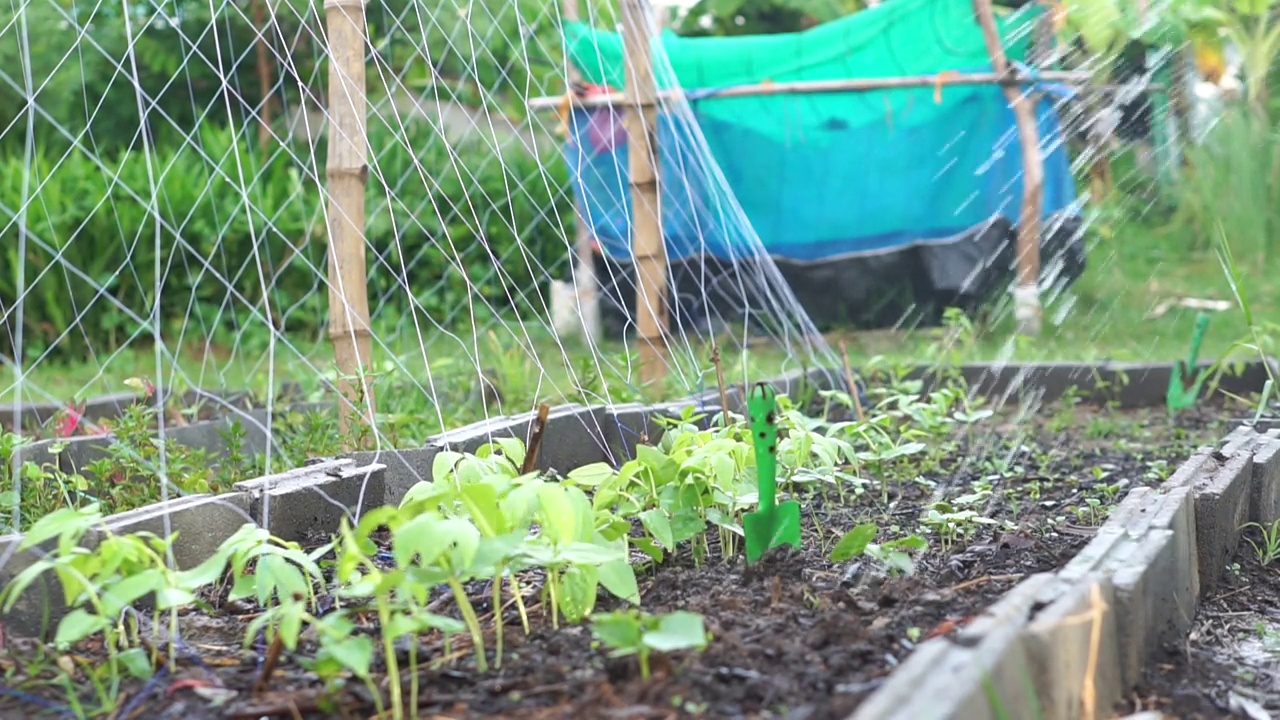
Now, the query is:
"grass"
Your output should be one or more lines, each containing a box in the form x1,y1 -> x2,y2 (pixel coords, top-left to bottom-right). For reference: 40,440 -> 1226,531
11,201 -> 1272,414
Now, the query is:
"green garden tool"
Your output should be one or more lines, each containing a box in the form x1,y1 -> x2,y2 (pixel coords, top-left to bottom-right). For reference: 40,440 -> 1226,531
1167,312 -> 1211,413
743,382 -> 802,563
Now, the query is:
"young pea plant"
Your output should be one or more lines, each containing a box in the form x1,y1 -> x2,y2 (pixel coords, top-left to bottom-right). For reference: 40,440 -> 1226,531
589,609 -> 709,680
829,522 -> 928,576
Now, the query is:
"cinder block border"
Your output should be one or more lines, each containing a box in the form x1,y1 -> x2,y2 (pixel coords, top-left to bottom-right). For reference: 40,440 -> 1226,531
850,423 -> 1280,720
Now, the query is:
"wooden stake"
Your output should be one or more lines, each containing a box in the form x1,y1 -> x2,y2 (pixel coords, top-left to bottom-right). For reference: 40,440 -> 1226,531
561,0 -> 601,344
711,344 -> 730,428
324,0 -> 376,447
972,0 -> 1043,337
838,341 -> 865,422
523,403 -> 550,475
250,0 -> 279,153
619,0 -> 669,388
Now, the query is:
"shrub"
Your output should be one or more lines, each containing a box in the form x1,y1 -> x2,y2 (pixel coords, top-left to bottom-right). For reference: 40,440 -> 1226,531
1172,106 -> 1280,262
0,119 -> 572,362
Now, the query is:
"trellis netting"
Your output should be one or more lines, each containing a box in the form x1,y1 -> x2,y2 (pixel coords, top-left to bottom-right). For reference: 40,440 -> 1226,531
562,0 -> 1086,332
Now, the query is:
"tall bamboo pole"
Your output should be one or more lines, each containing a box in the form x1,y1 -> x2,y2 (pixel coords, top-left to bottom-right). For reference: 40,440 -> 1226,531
324,0 -> 376,446
619,0 -> 669,387
561,0 -> 601,343
973,0 -> 1043,337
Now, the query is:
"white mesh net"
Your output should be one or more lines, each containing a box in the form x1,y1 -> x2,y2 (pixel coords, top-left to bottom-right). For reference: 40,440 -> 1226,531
0,0 -> 839,533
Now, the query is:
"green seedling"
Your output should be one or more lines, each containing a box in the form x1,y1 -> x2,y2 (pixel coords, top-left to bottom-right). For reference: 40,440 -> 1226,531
743,382 -> 802,563
589,609 -> 709,679
1167,312 -> 1211,412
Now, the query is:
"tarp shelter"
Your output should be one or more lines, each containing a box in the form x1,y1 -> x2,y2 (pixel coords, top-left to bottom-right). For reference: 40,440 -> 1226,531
561,0 -> 1086,334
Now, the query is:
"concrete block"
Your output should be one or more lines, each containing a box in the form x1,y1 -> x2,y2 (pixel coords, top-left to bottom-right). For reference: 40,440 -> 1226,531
1249,436 -> 1280,524
851,575 -> 1062,720
1108,529 -> 1182,691
57,436 -> 114,477
97,492 -> 254,569
235,460 -> 384,542
594,403 -> 656,463
0,493 -> 254,639
1057,487 -> 1157,584
846,639 -> 958,720
954,573 -> 1061,645
347,446 -> 438,506
1192,450 -> 1253,596
1220,425 -> 1260,457
1147,484 -> 1200,610
10,439 -> 59,474
1023,577 -> 1122,720
427,404 -> 608,475
1162,450 -> 1212,491
167,410 -> 273,460
0,532 -> 70,641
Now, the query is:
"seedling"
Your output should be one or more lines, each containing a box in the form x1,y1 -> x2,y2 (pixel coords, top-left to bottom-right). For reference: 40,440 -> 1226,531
589,609 -> 709,679
1167,312 -> 1211,412
1242,518 -> 1280,566
743,382 -> 802,563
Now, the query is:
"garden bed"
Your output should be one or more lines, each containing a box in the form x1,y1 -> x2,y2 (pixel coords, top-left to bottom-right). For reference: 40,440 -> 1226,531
0,385 -> 1243,719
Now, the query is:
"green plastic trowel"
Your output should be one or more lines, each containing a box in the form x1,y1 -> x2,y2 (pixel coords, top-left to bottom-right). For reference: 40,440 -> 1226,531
1167,312 -> 1211,413
743,382 -> 802,564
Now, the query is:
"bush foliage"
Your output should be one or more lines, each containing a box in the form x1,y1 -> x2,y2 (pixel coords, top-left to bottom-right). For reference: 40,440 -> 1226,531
0,118 -> 572,361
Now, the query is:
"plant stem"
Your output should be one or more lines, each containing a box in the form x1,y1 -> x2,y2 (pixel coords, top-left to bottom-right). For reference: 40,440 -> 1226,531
409,634 -> 419,717
448,578 -> 488,672
509,575 -> 530,634
377,598 -> 404,720
492,568 -> 504,669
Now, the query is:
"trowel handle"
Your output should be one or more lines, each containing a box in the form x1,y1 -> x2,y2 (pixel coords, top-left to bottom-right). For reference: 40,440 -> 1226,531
1187,312 -> 1210,367
748,382 -> 779,512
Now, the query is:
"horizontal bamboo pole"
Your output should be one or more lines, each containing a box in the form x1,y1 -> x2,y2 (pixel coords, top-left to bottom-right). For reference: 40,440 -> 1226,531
528,69 -> 1114,111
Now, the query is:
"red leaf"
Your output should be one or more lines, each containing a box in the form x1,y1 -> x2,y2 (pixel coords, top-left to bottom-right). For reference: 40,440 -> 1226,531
54,403 -> 85,439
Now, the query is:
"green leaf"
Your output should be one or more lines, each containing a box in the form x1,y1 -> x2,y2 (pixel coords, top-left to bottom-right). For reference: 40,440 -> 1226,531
554,541 -> 627,566
830,523 -> 878,562
119,647 -> 155,679
557,564 -> 598,622
590,611 -> 643,654
330,635 -> 375,678
438,518 -> 483,573
54,608 -> 108,647
597,559 -> 641,604
393,512 -> 451,568
155,587 -> 197,610
566,462 -> 616,487
459,481 -> 506,537
639,508 -> 675,550
99,569 -> 164,616
175,542 -> 235,588
535,483 -> 577,544
399,480 -> 452,510
643,611 -> 708,652
636,445 -> 679,486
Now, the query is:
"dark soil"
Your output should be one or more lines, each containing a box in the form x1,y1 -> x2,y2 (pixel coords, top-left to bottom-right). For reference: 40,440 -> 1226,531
1118,527 -> 1280,720
0,399 -> 1241,719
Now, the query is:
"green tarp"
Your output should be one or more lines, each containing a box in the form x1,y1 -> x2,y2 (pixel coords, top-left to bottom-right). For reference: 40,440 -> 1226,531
563,0 -> 1041,138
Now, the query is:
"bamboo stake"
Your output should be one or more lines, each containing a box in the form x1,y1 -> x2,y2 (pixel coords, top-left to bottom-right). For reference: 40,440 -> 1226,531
324,0 -> 376,447
619,0 -> 669,388
251,0 -> 279,152
526,70 -> 1102,111
973,0 -> 1043,337
561,0 -> 601,343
